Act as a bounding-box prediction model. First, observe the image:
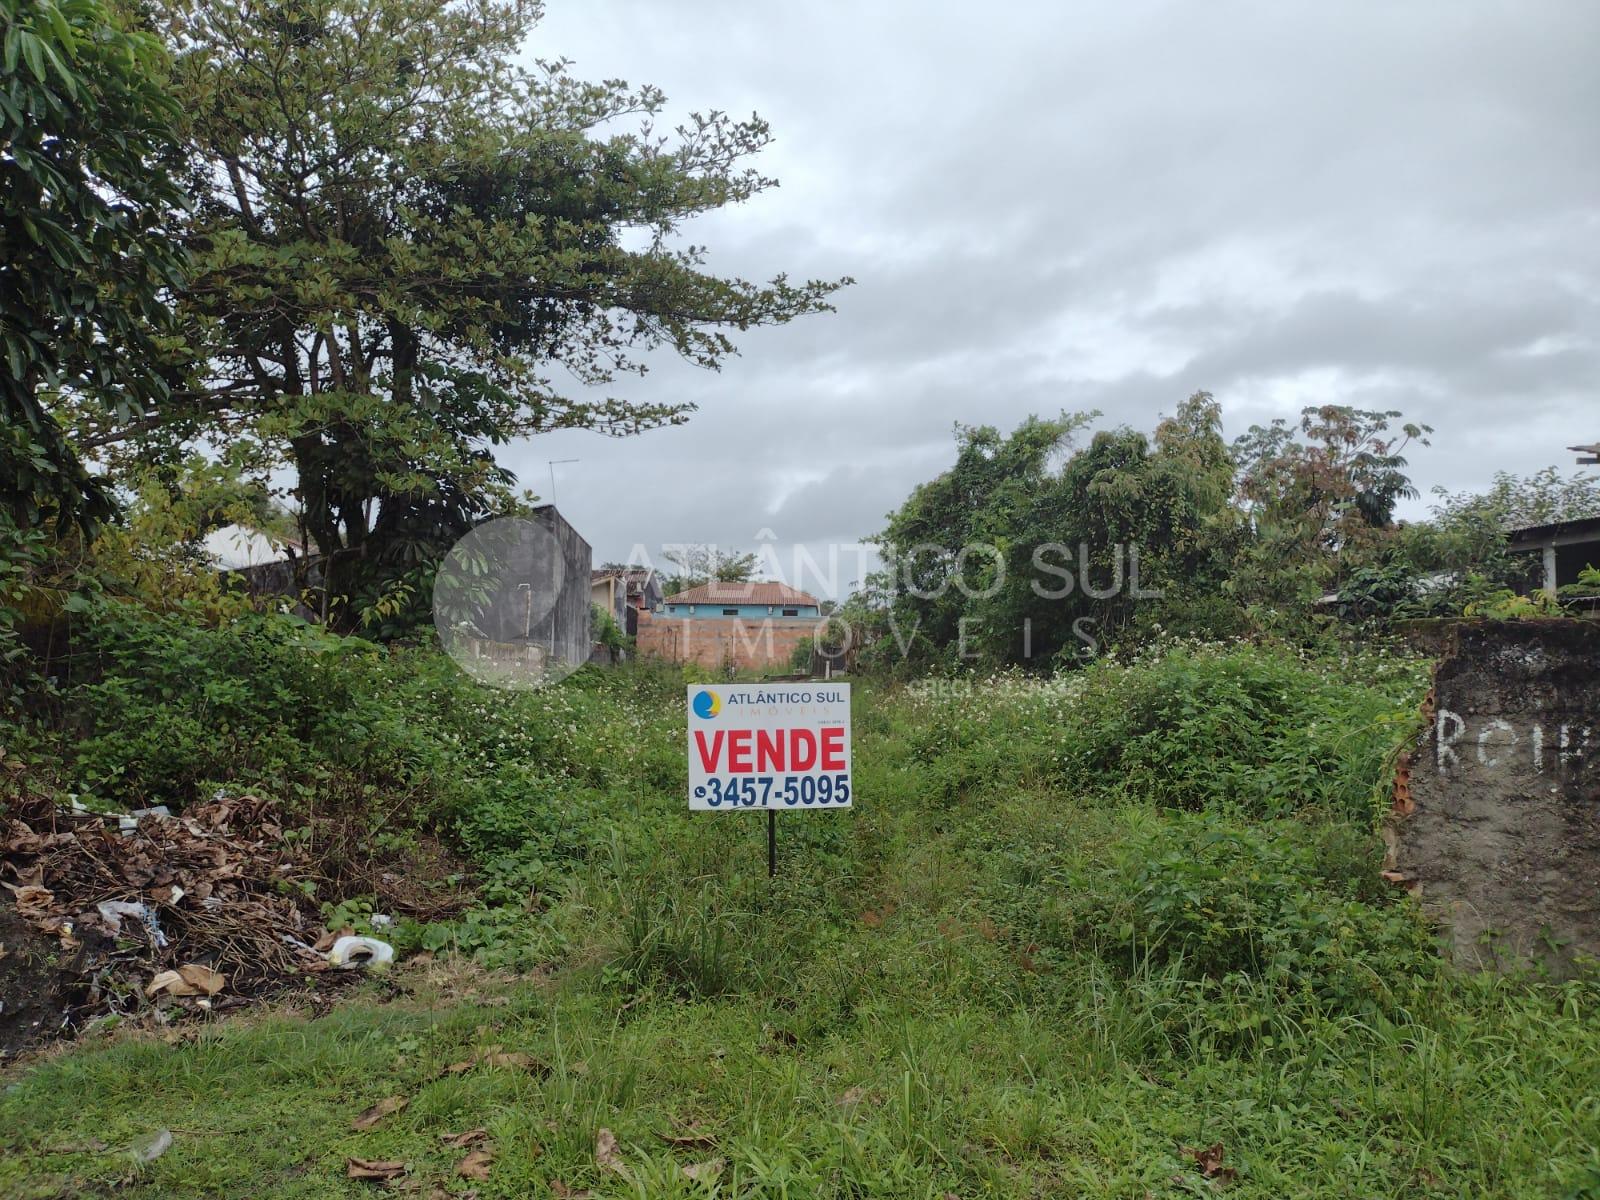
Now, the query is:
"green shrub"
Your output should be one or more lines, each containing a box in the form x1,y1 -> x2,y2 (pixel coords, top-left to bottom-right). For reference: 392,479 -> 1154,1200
1051,811 -> 1436,1016
1055,643 -> 1426,820
65,602 -> 432,808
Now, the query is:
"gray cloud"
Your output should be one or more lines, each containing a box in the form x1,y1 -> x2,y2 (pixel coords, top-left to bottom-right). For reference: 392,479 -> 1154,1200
508,0 -> 1600,592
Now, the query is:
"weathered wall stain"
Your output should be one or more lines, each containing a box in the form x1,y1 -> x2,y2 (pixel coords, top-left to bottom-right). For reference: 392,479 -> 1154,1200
1390,620 -> 1600,971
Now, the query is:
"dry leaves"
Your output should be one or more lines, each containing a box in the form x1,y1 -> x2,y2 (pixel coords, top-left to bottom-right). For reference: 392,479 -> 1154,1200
859,900 -> 898,927
836,1086 -> 867,1107
1182,1142 -> 1238,1185
440,1046 -> 549,1077
146,963 -> 225,997
2,882 -> 56,921
346,1157 -> 407,1182
657,1126 -> 718,1150
313,926 -> 355,954
456,1147 -> 495,1181
681,1158 -> 725,1183
2,794 -> 332,1006
1,790 -> 468,1030
549,1181 -> 592,1200
350,1095 -> 408,1131
482,1050 -> 545,1072
595,1127 -> 631,1180
438,1128 -> 489,1149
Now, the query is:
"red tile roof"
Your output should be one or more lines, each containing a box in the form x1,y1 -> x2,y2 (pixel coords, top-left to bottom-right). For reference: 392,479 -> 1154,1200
664,581 -> 822,608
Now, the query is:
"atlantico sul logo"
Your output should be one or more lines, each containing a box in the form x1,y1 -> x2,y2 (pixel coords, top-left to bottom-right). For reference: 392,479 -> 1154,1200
692,689 -> 722,719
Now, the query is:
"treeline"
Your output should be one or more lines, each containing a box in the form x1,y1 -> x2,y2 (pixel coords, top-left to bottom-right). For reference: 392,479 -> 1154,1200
837,394 -> 1599,670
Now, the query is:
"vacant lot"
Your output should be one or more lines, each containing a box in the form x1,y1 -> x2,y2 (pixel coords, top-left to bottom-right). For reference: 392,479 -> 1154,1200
3,641 -> 1598,1199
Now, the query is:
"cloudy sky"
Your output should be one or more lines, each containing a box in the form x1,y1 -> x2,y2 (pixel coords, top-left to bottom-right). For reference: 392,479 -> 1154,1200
515,0 -> 1598,596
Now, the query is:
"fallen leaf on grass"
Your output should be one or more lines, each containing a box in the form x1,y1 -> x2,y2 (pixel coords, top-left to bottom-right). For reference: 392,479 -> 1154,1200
483,1050 -> 546,1072
859,900 -> 897,928
836,1086 -> 867,1107
549,1181 -> 592,1199
351,1095 -> 409,1131
456,1147 -> 495,1181
438,1128 -> 489,1149
1182,1142 -> 1237,1185
346,1157 -> 407,1182
595,1127 -> 631,1180
681,1158 -> 725,1182
440,1047 -> 549,1077
657,1126 -> 718,1150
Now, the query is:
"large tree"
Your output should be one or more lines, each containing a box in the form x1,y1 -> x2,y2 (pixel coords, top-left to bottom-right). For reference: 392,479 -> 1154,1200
1229,405 -> 1430,617
874,395 -> 1256,666
1233,406 -> 1429,555
80,0 -> 843,621
1,0 -> 185,532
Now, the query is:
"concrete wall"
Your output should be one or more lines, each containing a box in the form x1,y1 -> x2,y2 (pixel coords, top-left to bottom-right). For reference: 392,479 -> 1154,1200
530,507 -> 592,671
635,610 -> 820,671
466,508 -> 592,671
1390,619 -> 1600,971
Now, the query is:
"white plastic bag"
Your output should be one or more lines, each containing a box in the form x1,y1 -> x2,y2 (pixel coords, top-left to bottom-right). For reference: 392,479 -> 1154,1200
327,935 -> 395,970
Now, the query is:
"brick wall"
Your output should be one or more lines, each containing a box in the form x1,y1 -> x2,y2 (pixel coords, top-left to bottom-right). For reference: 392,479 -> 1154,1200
635,610 -> 821,670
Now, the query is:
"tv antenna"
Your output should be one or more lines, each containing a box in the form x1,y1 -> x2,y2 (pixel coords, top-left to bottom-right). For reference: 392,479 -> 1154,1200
547,458 -> 580,504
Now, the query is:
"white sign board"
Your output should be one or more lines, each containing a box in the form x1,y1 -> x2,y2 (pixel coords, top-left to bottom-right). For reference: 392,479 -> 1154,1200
687,683 -> 852,811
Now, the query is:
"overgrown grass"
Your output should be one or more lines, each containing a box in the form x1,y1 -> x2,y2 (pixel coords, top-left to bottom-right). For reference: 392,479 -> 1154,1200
4,629 -> 1599,1198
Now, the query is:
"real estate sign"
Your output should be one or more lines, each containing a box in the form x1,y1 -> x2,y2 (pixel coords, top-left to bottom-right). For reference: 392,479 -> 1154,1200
687,683 -> 852,811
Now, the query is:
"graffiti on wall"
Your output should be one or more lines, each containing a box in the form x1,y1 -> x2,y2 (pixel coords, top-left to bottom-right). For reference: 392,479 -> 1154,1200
1434,710 -> 1592,774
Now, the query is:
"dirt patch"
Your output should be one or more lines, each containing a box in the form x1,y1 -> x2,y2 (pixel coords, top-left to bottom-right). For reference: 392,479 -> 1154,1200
0,909 -> 114,1057
1391,619 -> 1600,971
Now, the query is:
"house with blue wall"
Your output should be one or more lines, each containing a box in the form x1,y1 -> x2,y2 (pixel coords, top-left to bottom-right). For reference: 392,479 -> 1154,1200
660,581 -> 823,619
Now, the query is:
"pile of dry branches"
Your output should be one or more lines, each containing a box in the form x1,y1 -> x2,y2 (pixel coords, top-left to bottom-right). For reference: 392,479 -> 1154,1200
2,783 -> 464,1029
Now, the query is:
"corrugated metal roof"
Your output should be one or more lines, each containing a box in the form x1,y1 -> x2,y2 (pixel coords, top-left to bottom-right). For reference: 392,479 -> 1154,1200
1507,514 -> 1600,541
663,581 -> 822,607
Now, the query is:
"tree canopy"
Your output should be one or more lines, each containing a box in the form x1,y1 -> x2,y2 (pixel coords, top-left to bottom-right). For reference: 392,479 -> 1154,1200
873,395 -> 1245,666
1,0 -> 185,532
67,0 -> 844,622
869,398 -> 1474,667
662,544 -> 759,593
